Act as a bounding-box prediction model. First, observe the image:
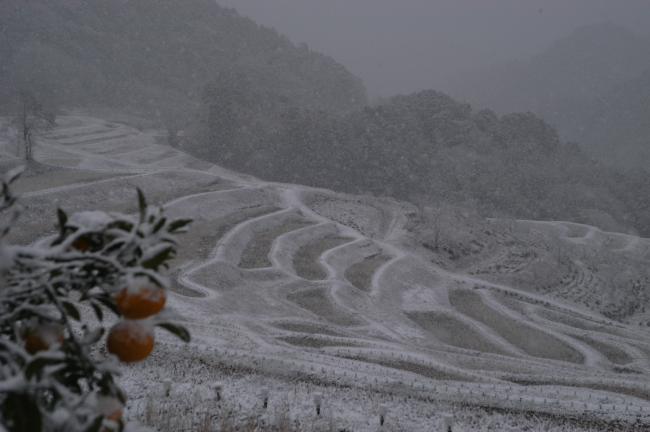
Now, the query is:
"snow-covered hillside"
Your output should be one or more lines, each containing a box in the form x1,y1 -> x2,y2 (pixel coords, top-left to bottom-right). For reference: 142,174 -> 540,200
2,115 -> 649,431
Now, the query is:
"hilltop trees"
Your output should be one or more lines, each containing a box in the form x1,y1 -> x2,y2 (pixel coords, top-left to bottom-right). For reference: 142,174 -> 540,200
192,88 -> 650,236
0,0 -> 366,121
0,169 -> 191,431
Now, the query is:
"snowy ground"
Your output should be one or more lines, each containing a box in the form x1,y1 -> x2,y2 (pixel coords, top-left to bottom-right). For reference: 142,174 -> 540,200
3,115 -> 650,431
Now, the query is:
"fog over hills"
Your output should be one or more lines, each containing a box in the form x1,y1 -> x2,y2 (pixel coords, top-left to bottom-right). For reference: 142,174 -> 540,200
219,1 -> 650,171
218,0 -> 650,97
581,69 -> 650,167
0,0 -> 366,118
2,1 -> 648,235
449,23 -> 650,169
1,2 -> 650,431
450,23 -> 650,116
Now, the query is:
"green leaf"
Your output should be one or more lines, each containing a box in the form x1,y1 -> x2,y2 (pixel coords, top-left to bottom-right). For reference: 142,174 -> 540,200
141,245 -> 174,270
90,301 -> 104,322
157,322 -> 191,343
2,392 -> 42,432
106,220 -> 134,232
137,188 -> 147,221
168,218 -> 193,233
5,165 -> 25,185
57,208 -> 68,231
25,356 -> 63,380
62,301 -> 81,321
95,296 -> 120,316
152,217 -> 167,233
83,415 -> 105,432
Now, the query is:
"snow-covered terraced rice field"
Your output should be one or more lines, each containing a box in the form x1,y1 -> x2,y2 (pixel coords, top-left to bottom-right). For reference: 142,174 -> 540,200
407,310 -> 509,355
572,335 -> 633,366
4,115 -> 650,430
239,215 -> 314,269
293,234 -> 353,280
344,252 -> 393,292
287,288 -> 363,327
272,321 -> 346,337
449,290 -> 585,364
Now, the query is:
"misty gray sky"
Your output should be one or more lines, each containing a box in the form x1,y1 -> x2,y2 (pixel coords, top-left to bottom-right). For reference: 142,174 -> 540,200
217,0 -> 650,97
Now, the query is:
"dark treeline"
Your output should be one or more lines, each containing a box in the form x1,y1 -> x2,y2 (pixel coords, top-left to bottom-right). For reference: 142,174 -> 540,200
188,81 -> 650,236
0,0 -> 366,123
1,0 -> 648,236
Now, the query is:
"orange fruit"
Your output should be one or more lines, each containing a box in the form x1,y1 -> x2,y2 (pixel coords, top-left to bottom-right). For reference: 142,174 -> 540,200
71,236 -> 92,252
115,284 -> 166,319
23,323 -> 64,354
106,320 -> 154,363
105,409 -> 123,422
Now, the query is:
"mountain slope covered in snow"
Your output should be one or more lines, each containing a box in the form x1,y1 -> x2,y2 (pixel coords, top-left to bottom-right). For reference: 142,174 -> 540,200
1,115 -> 650,430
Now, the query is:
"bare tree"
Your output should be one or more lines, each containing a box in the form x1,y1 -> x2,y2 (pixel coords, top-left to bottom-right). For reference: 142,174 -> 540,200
424,206 -> 443,251
150,95 -> 194,148
14,89 -> 56,161
161,111 -> 186,148
412,196 -> 443,251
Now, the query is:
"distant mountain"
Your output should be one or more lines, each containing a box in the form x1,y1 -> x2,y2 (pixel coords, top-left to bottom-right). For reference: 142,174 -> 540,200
577,69 -> 650,168
449,23 -> 650,165
0,0 -> 366,118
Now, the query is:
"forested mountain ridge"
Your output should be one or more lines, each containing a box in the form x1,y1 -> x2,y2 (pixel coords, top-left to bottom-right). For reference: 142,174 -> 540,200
576,69 -> 650,168
450,23 -> 650,123
0,0 -> 366,118
188,88 -> 650,236
1,2 -> 648,236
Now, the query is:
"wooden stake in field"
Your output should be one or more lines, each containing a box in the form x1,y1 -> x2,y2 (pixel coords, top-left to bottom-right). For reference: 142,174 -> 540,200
442,413 -> 454,432
314,393 -> 323,416
163,379 -> 172,398
378,405 -> 387,426
212,382 -> 223,402
261,389 -> 269,409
